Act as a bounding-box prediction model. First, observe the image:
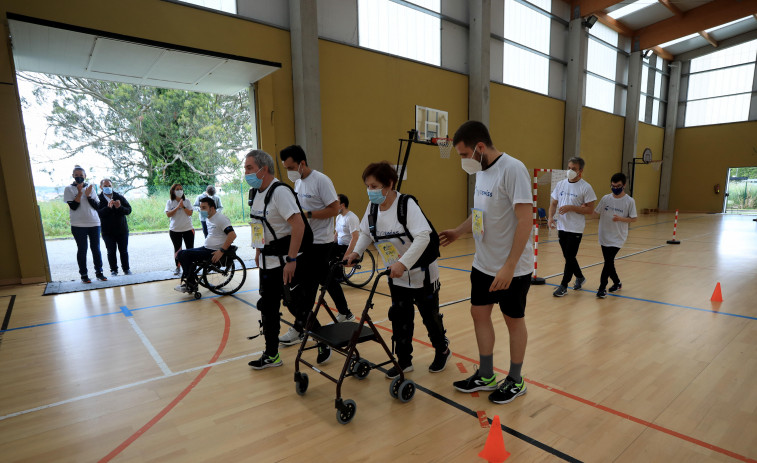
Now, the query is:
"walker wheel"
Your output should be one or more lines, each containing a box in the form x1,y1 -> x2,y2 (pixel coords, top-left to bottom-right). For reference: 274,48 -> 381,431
351,359 -> 371,380
336,399 -> 356,424
294,372 -> 308,396
397,380 -> 416,403
194,292 -> 202,300
389,377 -> 401,399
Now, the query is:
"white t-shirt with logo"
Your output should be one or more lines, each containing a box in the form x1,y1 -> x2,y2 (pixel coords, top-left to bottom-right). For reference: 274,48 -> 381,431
294,170 -> 338,245
551,178 -> 597,234
335,211 -> 360,246
595,194 -> 637,248
204,211 -> 233,250
64,184 -> 101,227
165,198 -> 194,232
472,153 -> 534,277
353,195 -> 439,289
250,180 -> 301,269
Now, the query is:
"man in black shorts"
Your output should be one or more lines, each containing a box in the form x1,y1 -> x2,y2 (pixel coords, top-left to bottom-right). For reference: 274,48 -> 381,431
440,121 -> 533,404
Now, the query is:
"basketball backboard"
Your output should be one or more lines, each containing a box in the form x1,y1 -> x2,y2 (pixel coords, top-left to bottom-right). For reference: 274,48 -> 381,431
415,105 -> 448,143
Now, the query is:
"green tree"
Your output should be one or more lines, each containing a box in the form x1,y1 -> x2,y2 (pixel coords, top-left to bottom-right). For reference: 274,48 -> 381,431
20,73 -> 254,194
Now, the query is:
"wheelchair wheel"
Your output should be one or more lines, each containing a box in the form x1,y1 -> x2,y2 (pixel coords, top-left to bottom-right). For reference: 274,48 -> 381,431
202,255 -> 247,295
343,249 -> 376,288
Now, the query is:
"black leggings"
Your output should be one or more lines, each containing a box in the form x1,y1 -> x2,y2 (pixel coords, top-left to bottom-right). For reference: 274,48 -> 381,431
388,281 -> 447,366
558,230 -> 584,287
600,246 -> 621,290
169,229 -> 195,267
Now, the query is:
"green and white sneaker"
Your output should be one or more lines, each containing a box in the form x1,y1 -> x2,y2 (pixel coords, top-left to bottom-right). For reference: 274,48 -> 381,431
488,376 -> 527,404
453,371 -> 498,392
248,353 -> 283,370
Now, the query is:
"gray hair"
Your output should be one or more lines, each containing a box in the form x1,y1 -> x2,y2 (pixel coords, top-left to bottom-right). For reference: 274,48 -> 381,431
100,178 -> 112,188
568,157 -> 585,170
245,149 -> 274,174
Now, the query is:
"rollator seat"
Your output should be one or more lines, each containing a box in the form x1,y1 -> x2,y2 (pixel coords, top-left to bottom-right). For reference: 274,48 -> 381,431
308,321 -> 375,349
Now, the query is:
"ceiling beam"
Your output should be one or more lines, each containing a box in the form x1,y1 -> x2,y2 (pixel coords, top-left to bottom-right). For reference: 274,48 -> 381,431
676,28 -> 757,62
698,30 -> 719,48
634,0 -> 757,51
657,0 -> 684,18
570,0 -> 625,19
596,12 -> 634,36
651,46 -> 674,61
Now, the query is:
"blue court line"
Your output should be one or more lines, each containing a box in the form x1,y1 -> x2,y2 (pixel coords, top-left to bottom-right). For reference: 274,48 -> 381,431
438,260 -> 757,321
120,305 -> 133,317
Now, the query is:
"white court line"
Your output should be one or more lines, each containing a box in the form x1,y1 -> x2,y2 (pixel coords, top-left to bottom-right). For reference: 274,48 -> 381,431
0,351 -> 262,421
127,317 -> 172,376
542,244 -> 667,280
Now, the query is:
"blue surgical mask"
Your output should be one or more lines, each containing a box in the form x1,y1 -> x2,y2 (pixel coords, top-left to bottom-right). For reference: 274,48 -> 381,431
199,210 -> 209,220
367,188 -> 386,205
246,167 -> 264,188
611,186 -> 624,195
103,187 -> 113,195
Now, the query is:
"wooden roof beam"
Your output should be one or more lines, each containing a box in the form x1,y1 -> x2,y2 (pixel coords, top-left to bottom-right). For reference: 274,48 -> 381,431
634,0 -> 757,51
569,0 -> 625,19
651,46 -> 674,61
658,0 -> 684,18
698,30 -> 719,48
596,12 -> 634,36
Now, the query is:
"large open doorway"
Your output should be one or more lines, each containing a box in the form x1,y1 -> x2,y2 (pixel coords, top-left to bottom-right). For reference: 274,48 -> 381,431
723,167 -> 757,214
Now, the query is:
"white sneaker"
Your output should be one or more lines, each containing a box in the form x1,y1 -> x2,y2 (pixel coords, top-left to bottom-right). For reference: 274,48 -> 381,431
335,312 -> 355,323
173,267 -> 182,276
278,327 -> 303,346
174,284 -> 188,293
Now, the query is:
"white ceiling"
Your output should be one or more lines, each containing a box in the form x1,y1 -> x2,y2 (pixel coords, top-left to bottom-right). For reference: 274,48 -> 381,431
9,19 -> 281,96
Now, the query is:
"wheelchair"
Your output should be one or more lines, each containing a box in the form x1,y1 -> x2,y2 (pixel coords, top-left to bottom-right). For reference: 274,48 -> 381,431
184,245 -> 247,299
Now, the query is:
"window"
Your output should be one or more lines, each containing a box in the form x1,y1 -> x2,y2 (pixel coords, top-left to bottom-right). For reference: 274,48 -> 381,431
358,0 -> 441,66
177,0 -> 236,14
685,39 -> 757,127
586,22 -> 620,113
501,0 -> 552,95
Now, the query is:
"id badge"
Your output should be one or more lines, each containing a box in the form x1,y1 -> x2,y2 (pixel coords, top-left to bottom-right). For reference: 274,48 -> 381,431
251,223 -> 265,248
472,208 -> 484,240
375,240 -> 400,267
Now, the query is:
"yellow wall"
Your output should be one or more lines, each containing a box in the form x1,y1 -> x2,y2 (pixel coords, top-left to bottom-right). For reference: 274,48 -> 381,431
0,0 -> 295,283
580,107 -> 624,198
670,120 -> 757,212
633,122 -> 664,211
318,41 -> 469,231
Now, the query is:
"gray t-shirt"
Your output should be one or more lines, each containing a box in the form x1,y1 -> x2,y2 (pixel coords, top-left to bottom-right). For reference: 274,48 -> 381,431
294,170 -> 338,245
64,184 -> 101,227
595,193 -> 637,248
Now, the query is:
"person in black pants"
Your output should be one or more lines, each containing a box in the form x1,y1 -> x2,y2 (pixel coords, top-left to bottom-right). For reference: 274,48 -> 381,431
97,179 -> 132,276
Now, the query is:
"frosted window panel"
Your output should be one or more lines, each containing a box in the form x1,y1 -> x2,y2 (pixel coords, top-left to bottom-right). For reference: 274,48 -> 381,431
690,39 -> 757,73
656,58 -> 664,71
685,94 -> 751,127
525,0 -> 551,11
504,0 -> 550,54
587,38 -> 618,80
687,64 -> 755,100
407,0 -> 440,12
179,0 -> 236,13
651,100 -> 659,125
638,95 -> 647,122
358,0 -> 441,66
641,66 -> 649,91
586,74 -> 615,113
654,71 -> 662,98
503,44 -> 549,95
589,22 -> 618,47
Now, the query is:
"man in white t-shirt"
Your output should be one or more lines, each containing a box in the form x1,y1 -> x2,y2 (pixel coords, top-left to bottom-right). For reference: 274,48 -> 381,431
63,165 -> 107,283
548,157 -> 597,297
334,194 -> 360,258
194,185 -> 223,238
440,121 -> 533,405
175,196 -> 236,293
280,145 -> 354,336
244,149 -> 330,370
592,172 -> 637,298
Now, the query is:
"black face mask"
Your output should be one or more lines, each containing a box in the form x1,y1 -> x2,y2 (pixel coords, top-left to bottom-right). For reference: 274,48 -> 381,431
74,176 -> 85,184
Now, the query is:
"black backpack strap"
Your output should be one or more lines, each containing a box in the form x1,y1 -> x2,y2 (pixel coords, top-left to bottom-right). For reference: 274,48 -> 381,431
397,194 -> 413,241
368,203 -> 379,241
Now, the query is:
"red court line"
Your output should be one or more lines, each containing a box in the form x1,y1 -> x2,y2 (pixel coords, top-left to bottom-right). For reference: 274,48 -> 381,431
99,299 -> 231,463
366,322 -> 756,463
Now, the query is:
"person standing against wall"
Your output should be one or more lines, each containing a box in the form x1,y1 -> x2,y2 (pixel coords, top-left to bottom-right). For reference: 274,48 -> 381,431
166,184 -> 194,276
63,165 -> 107,283
97,178 -> 132,276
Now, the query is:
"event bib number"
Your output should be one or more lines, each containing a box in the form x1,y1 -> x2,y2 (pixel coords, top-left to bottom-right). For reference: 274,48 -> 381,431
375,241 -> 400,267
251,223 -> 265,248
472,208 -> 484,240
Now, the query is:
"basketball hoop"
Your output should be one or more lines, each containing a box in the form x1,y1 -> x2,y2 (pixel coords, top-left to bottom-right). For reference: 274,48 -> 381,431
432,137 -> 453,159
651,160 -> 663,171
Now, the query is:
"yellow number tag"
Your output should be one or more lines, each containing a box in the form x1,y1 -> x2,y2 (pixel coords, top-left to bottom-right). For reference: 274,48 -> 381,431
472,208 -> 484,240
375,241 -> 400,267
251,223 -> 265,248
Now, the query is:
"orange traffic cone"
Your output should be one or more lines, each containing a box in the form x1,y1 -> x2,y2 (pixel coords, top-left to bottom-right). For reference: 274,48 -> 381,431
478,415 -> 511,462
711,283 -> 723,302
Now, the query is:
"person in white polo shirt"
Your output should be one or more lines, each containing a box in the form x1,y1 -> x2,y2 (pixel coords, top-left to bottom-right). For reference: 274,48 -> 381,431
165,184 -> 195,276
279,145 -> 355,344
175,196 -> 236,294
63,165 -> 106,283
592,172 -> 637,298
441,121 -> 533,405
334,194 -> 360,259
548,157 -> 597,297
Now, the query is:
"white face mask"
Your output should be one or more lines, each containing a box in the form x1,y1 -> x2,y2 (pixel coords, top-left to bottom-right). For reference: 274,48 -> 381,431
287,164 -> 302,182
461,148 -> 483,175
175,189 -> 184,198
567,170 -> 578,181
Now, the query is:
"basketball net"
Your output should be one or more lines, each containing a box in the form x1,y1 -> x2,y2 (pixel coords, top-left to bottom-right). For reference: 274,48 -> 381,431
432,137 -> 453,159
650,160 -> 663,171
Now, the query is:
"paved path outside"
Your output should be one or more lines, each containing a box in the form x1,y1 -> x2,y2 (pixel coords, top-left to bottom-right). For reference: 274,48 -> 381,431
45,226 -> 255,282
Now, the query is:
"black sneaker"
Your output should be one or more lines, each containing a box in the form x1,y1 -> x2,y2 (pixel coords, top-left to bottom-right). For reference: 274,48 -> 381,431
316,344 -> 331,364
429,348 -> 452,373
124,270 -> 133,275
110,270 -> 118,276
385,363 -> 413,379
573,277 -> 586,290
552,285 -> 568,297
596,288 -> 607,298
248,353 -> 283,370
608,282 -> 622,293
453,371 -> 497,392
81,276 -> 91,284
95,273 -> 108,282
488,376 -> 527,404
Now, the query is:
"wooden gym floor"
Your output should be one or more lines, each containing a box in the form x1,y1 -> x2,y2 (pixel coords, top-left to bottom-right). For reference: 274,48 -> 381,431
0,212 -> 755,462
